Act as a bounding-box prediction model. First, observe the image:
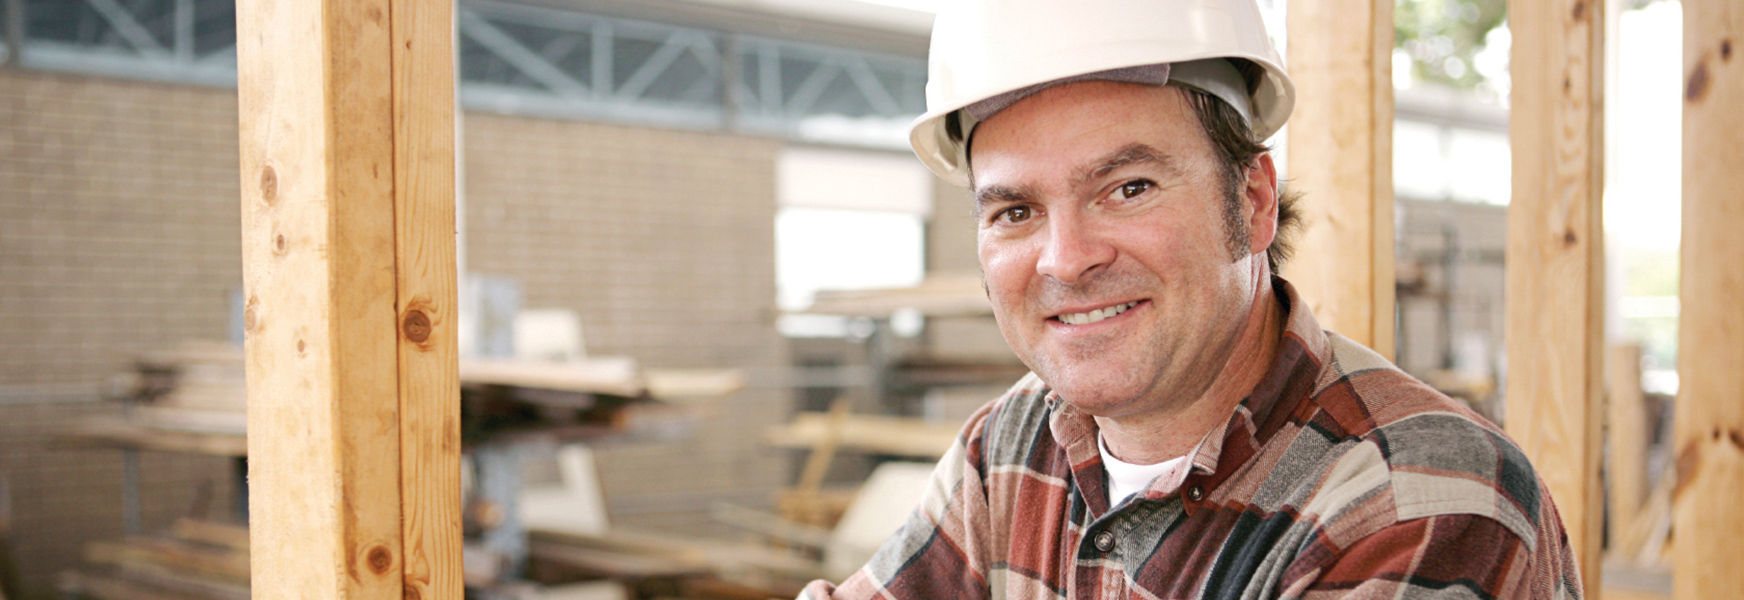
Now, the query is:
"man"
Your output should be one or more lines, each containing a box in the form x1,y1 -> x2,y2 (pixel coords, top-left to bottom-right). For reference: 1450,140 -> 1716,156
803,0 -> 1582,598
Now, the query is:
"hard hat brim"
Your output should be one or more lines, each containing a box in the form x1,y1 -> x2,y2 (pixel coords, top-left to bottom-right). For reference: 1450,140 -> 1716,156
909,54 -> 1295,188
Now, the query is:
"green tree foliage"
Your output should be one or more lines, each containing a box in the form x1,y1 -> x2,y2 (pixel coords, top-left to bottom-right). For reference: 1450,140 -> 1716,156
1395,0 -> 1508,88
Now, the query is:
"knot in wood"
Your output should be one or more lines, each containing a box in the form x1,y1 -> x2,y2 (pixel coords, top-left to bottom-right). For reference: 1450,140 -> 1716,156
366,545 -> 393,575
404,586 -> 422,600
1674,440 -> 1702,501
259,166 -> 278,203
1688,60 -> 1712,102
243,296 -> 261,333
402,310 -> 432,343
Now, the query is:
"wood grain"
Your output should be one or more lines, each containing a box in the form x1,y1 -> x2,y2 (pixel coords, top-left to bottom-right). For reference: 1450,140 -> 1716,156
1676,1 -> 1744,597
237,0 -> 458,597
1607,344 -> 1648,557
391,0 -> 463,597
1504,0 -> 1605,592
1284,0 -> 1396,357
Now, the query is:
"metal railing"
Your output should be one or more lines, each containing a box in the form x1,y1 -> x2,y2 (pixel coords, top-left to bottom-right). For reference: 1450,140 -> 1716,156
1,0 -> 926,149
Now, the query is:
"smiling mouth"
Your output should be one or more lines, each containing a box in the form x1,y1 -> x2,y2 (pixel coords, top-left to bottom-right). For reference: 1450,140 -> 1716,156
1054,301 -> 1140,325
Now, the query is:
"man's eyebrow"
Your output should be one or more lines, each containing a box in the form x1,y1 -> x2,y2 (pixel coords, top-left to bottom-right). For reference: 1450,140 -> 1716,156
972,184 -> 1033,216
1073,143 -> 1177,187
969,143 -> 1176,215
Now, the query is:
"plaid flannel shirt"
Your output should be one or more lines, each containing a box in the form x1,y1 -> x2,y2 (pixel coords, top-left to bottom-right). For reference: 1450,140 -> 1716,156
802,279 -> 1582,600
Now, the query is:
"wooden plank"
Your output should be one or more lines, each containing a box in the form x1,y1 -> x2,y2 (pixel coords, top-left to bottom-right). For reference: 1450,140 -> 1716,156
1675,2 -> 1744,597
237,0 -> 402,593
86,538 -> 250,584
803,273 -> 992,317
1284,0 -> 1395,357
58,417 -> 247,457
100,567 -> 249,600
710,502 -> 836,550
1505,0 -> 1606,592
460,357 -> 644,397
644,368 -> 748,399
1607,344 -> 1648,557
59,571 -> 219,600
529,528 -> 825,581
527,539 -> 714,580
172,519 -> 250,552
236,1 -> 458,598
391,1 -> 463,598
794,398 -> 852,496
1622,469 -> 1674,567
765,412 -> 959,458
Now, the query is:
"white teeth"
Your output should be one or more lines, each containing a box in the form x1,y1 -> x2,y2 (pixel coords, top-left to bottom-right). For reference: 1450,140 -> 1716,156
1058,301 -> 1137,325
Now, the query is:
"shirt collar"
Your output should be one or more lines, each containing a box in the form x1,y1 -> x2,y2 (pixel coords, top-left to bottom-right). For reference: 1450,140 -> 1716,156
1045,276 -> 1331,508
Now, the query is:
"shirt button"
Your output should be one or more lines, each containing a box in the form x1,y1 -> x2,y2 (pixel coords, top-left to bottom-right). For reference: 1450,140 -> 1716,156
1187,485 -> 1204,501
1093,530 -> 1116,553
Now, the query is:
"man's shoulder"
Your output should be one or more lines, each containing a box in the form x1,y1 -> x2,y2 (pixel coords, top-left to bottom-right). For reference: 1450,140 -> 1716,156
1310,331 -> 1504,438
963,372 -> 1059,466
1302,331 -> 1549,549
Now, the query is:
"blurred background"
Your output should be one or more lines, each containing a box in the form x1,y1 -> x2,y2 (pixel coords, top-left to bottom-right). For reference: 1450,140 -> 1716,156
0,0 -> 1685,598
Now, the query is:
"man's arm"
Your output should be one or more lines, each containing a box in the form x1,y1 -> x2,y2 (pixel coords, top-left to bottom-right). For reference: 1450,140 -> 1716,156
1277,511 -> 1582,600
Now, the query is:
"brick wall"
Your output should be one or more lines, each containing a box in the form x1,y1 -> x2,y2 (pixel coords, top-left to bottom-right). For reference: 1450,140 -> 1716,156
0,68 -> 242,599
927,181 -> 978,275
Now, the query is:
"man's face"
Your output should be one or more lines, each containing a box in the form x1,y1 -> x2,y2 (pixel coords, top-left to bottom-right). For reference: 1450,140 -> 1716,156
971,81 -> 1272,419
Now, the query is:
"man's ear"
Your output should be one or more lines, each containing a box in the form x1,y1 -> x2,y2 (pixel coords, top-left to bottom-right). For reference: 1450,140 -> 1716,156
1243,153 -> 1279,256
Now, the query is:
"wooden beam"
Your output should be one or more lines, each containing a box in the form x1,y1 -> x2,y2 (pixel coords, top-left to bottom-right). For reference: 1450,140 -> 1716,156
1505,0 -> 1605,593
1284,0 -> 1395,357
1675,1 -> 1744,597
236,0 -> 459,598
393,0 -> 464,597
1606,344 -> 1649,557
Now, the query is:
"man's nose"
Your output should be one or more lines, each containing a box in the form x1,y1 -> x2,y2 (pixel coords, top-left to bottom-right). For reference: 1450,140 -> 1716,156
1035,213 -> 1114,285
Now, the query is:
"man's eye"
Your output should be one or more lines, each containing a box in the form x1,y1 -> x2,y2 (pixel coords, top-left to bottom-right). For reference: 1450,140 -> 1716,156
1115,180 -> 1154,200
996,205 -> 1033,224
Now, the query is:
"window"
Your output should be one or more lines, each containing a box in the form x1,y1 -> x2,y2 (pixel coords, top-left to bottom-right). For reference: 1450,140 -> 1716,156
773,147 -> 933,337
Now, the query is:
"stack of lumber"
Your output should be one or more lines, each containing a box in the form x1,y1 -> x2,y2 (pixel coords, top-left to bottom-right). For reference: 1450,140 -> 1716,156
462,356 -> 646,398
743,404 -> 951,551
62,341 -> 747,451
59,519 -> 249,600
132,342 -> 248,413
802,273 -> 992,318
525,528 -> 821,598
59,342 -> 250,456
61,518 -> 808,600
119,341 -> 747,405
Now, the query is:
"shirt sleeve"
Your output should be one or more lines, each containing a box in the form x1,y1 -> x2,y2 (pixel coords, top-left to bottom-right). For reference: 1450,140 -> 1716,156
1279,511 -> 1583,600
797,399 -> 1004,600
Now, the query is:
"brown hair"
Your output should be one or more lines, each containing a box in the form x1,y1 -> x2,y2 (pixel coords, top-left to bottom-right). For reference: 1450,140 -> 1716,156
1179,85 -> 1303,274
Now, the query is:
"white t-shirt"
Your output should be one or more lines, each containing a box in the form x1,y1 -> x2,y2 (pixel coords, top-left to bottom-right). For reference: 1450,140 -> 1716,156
1099,433 -> 1187,506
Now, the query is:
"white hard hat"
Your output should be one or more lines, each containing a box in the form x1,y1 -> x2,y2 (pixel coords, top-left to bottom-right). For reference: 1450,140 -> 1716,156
909,0 -> 1296,187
